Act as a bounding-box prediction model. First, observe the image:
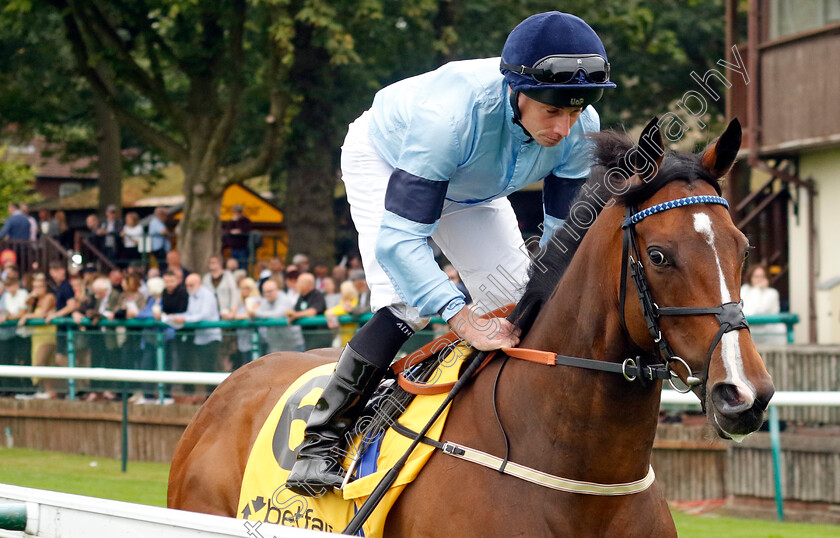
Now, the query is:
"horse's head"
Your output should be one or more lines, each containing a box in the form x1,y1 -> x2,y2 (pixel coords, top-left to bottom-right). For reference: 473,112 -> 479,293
615,118 -> 775,440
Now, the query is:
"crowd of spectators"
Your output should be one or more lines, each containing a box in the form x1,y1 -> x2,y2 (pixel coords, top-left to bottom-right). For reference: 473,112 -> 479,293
0,203 -> 378,404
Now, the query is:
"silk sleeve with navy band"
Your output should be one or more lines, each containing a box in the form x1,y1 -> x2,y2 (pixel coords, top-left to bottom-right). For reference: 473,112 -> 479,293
376,168 -> 465,320
541,174 -> 586,246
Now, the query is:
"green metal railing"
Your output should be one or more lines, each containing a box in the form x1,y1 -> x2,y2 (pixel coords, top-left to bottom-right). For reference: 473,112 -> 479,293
0,312 -> 799,400
0,313 -> 448,400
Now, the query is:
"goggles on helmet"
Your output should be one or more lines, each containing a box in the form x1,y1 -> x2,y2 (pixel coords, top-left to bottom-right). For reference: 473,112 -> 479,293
501,54 -> 610,85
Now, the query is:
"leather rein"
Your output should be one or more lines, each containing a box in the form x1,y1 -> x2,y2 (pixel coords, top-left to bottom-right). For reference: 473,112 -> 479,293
389,195 -> 752,496
400,194 -> 750,404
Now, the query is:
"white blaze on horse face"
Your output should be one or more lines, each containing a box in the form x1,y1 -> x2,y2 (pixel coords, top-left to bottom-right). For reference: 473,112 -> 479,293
692,213 -> 756,405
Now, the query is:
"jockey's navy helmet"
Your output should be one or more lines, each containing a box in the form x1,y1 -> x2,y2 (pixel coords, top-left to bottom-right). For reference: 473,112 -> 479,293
501,12 -> 616,109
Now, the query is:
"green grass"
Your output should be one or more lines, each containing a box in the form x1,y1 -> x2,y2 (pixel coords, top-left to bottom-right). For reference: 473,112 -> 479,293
0,448 -> 838,536
0,447 -> 170,506
672,510 -> 840,537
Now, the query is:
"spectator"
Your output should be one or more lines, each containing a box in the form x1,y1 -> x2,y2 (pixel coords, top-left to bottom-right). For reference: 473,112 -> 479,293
97,205 -> 123,260
74,277 -> 123,398
347,255 -> 363,271
38,209 -> 60,238
18,273 -> 57,398
254,260 -> 270,288
223,204 -> 253,270
162,269 -> 189,315
1,251 -> 17,280
287,272 -> 328,349
134,276 -> 173,404
332,265 -> 348,286
0,203 -> 31,241
168,273 -> 222,399
120,211 -> 144,266
109,268 -> 124,293
48,261 -> 73,303
254,278 -> 301,352
268,257 -> 285,279
349,270 -> 371,315
80,264 -> 99,290
64,273 -> 91,390
232,277 -> 261,368
116,273 -> 146,317
291,253 -> 310,273
166,250 -> 191,279
283,265 -> 300,297
46,261 -> 75,381
19,203 -> 37,241
323,277 -> 340,309
171,266 -> 184,284
203,255 -> 238,319
325,280 -> 360,347
148,207 -> 171,270
225,257 -> 239,273
84,213 -> 104,252
741,264 -> 787,345
54,211 -> 74,251
313,264 -> 329,291
0,277 -> 31,388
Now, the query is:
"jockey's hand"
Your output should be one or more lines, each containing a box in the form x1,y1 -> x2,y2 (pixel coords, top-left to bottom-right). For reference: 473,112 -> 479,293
447,306 -> 520,351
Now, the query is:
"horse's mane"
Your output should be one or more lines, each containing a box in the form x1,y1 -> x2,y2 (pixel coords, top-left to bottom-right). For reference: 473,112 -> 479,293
508,130 -> 723,334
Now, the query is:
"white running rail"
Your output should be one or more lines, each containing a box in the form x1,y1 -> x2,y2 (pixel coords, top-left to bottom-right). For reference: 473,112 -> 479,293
0,484 -> 328,538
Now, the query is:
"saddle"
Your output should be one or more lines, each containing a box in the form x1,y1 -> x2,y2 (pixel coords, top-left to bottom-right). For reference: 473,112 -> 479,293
236,341 -> 475,536
235,305 -> 515,535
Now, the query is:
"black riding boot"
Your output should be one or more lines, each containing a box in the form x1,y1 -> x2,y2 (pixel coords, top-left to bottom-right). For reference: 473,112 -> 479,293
285,345 -> 388,496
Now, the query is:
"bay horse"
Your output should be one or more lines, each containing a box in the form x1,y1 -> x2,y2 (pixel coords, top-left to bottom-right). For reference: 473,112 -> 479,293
168,118 -> 774,536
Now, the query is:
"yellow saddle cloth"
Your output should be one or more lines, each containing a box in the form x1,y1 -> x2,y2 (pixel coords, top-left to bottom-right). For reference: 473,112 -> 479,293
237,344 -> 471,537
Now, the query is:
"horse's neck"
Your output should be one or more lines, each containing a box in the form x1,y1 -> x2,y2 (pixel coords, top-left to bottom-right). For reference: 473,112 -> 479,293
500,216 -> 662,483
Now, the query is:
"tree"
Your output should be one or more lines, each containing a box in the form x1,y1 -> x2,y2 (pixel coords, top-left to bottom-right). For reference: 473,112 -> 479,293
40,1 -> 291,271
13,0 -> 726,271
0,148 -> 40,219
0,3 -> 125,217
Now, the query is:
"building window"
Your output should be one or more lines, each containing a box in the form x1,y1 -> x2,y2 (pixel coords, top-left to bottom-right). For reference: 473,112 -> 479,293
770,0 -> 840,39
59,182 -> 82,198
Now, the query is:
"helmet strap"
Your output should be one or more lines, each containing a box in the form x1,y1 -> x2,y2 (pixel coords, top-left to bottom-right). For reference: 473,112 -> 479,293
509,91 -> 533,142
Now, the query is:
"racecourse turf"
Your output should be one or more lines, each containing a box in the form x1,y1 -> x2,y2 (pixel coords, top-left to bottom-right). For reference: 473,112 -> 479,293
0,448 -> 837,536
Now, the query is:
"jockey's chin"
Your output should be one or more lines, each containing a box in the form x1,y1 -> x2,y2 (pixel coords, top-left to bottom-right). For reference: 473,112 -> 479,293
535,134 -> 564,147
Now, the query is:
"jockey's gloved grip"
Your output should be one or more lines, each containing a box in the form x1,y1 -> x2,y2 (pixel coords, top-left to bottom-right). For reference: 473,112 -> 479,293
347,308 -> 415,368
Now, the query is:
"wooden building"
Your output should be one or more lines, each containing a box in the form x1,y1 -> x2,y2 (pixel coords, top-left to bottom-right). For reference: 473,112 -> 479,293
726,0 -> 840,343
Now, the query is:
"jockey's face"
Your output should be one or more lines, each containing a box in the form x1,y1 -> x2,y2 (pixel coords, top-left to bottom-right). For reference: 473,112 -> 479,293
517,93 -> 583,147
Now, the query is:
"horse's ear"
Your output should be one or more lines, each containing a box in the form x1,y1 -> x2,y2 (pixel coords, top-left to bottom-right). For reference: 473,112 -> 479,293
701,118 -> 742,178
632,117 -> 664,181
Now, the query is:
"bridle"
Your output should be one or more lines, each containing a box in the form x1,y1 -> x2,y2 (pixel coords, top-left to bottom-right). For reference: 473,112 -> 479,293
390,193 -> 754,498
400,194 -> 753,403
617,194 -> 750,410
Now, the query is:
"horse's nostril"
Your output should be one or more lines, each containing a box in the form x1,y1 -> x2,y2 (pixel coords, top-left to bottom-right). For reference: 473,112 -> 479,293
753,386 -> 775,412
711,383 -> 753,416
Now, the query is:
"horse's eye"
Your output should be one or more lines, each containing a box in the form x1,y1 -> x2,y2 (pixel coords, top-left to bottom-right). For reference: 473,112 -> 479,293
648,249 -> 668,266
744,249 -> 751,260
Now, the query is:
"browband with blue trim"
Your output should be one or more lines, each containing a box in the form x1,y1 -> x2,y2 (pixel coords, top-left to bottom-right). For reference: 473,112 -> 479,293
621,195 -> 730,228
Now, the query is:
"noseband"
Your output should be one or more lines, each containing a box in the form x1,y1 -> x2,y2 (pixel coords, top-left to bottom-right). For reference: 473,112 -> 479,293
618,195 -> 750,409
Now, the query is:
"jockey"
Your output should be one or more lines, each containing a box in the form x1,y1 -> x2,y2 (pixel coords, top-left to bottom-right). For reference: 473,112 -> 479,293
286,11 -> 616,495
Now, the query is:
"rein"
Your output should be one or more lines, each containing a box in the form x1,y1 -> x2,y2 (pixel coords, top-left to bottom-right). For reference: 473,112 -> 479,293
400,195 -> 748,398
388,195 -> 750,501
